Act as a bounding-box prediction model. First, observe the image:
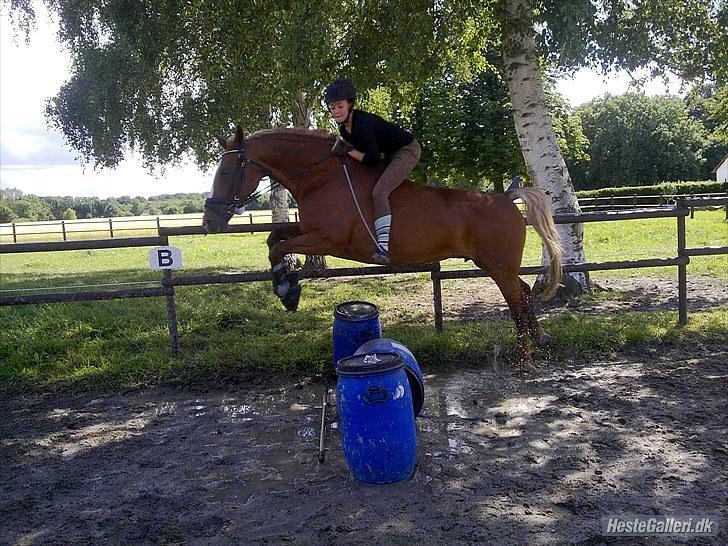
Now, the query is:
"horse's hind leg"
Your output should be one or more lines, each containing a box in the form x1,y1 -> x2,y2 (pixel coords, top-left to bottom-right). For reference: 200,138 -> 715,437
520,279 -> 551,348
488,270 -> 536,374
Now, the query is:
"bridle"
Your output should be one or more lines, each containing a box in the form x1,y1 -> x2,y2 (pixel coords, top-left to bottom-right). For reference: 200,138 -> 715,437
204,138 -> 335,217
204,140 -> 275,216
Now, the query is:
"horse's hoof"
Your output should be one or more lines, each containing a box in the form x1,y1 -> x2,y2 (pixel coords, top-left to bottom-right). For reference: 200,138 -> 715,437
281,285 -> 302,312
537,332 -> 552,348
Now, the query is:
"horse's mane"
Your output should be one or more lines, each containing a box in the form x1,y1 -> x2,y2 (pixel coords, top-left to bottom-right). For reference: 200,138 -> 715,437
248,127 -> 336,142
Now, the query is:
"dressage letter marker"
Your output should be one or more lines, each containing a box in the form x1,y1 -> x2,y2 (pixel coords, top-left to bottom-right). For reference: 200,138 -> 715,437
148,246 -> 183,270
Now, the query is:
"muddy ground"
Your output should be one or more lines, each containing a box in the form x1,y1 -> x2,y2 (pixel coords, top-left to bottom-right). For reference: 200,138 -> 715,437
1,276 -> 726,545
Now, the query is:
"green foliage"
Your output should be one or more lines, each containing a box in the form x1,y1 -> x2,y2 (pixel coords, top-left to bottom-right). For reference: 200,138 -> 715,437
571,94 -> 713,188
410,70 -> 524,190
576,180 -> 727,198
62,208 -> 77,220
706,87 -> 728,142
0,201 -> 17,223
534,0 -> 726,85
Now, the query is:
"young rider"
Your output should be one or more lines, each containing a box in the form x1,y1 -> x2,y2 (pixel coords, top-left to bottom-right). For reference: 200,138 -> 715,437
324,78 -> 421,265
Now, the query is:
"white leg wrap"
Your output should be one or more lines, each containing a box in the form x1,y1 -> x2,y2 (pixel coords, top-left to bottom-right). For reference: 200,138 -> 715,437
374,215 -> 391,252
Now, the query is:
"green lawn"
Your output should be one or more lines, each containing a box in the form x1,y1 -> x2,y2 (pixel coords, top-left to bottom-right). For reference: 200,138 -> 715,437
1,209 -> 726,393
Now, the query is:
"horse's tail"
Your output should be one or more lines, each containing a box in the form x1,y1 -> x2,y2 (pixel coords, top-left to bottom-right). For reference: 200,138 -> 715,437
508,187 -> 563,299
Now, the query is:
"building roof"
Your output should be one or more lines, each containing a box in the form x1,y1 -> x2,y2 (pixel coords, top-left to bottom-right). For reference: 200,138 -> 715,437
712,152 -> 728,173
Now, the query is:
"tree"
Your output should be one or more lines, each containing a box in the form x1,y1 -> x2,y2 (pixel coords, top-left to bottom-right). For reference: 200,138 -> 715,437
0,187 -> 24,200
494,0 -> 725,295
410,71 -> 525,191
573,93 -> 710,188
0,201 -> 16,223
62,207 -> 77,220
9,0 -> 725,295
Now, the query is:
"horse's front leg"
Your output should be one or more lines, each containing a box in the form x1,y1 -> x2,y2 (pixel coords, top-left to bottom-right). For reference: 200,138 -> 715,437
269,231 -> 336,312
268,224 -> 302,282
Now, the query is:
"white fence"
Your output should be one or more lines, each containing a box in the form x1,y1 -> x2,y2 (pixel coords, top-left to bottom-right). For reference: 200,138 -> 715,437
0,209 -> 300,243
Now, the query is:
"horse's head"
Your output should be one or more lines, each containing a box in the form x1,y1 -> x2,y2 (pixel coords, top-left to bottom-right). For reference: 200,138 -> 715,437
202,125 -> 269,233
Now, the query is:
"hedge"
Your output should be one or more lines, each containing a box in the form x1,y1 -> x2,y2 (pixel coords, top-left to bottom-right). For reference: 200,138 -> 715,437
576,180 -> 727,198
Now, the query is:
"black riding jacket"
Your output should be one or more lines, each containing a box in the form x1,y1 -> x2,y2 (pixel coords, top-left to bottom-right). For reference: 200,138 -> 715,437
338,110 -> 414,166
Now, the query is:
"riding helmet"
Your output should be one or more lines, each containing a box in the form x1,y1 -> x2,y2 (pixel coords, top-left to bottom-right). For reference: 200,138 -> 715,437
324,78 -> 356,104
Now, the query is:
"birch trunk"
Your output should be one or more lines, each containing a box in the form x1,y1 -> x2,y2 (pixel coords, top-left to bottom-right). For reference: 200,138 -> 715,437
500,0 -> 589,296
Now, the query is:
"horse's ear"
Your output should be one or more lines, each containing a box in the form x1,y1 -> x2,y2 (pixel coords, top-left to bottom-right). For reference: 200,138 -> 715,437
235,125 -> 245,144
216,135 -> 227,150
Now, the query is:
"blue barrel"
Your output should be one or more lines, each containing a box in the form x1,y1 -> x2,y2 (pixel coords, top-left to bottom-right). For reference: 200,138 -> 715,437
332,301 -> 381,366
336,353 -> 417,484
355,338 -> 425,418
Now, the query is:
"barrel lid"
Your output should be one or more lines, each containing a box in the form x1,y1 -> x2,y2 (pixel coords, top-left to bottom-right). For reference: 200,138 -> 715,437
334,301 -> 379,321
336,352 -> 403,375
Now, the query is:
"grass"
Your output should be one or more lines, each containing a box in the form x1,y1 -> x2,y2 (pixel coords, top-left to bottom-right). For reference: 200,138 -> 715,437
1,209 -> 726,393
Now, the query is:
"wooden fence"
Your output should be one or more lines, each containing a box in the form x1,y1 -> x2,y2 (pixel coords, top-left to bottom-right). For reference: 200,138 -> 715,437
1,197 -> 726,353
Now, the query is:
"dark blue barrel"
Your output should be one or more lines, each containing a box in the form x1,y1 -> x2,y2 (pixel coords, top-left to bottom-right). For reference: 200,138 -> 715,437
355,338 -> 425,418
336,353 -> 417,484
332,301 -> 381,366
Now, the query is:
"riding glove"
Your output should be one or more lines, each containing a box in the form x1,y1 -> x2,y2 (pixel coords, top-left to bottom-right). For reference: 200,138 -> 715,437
332,137 -> 354,156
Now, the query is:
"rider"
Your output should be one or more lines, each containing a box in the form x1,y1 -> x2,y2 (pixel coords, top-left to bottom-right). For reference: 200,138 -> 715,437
324,78 -> 421,265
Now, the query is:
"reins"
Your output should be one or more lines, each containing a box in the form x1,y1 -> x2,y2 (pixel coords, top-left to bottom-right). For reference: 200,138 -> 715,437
340,161 -> 383,252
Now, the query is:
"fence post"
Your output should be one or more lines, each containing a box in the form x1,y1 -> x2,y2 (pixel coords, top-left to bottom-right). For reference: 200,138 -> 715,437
156,216 -> 161,232
249,213 -> 254,234
432,263 -> 443,333
109,218 -> 114,238
12,222 -> 17,243
677,201 -> 688,326
162,265 -> 180,354
61,220 -> 67,241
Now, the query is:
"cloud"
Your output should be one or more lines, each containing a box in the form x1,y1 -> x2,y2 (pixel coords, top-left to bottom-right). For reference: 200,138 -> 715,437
0,160 -> 210,198
0,128 -> 78,166
556,68 -> 684,107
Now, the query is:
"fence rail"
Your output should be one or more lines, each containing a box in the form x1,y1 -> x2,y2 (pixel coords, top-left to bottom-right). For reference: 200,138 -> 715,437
577,192 -> 727,214
1,197 -> 726,353
0,211 -> 301,243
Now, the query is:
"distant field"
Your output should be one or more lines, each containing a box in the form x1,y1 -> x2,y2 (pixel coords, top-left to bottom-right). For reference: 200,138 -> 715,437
0,209 -> 299,243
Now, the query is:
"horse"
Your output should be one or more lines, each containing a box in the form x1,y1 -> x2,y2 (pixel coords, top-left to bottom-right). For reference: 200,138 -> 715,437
203,126 -> 562,372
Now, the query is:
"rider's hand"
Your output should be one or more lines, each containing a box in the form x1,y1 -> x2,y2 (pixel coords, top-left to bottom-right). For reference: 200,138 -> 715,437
332,137 -> 353,156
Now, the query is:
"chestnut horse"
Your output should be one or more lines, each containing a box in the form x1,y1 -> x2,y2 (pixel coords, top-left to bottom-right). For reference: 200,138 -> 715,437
203,126 -> 562,371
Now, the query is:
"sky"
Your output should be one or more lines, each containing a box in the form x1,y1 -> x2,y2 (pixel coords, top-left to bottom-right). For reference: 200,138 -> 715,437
0,3 -> 684,199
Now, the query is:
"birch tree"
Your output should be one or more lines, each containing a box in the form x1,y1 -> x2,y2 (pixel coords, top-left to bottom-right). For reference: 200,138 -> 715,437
495,0 -> 724,295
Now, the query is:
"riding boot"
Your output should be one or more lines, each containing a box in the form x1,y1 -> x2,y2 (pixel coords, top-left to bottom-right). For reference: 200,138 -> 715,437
371,250 -> 390,265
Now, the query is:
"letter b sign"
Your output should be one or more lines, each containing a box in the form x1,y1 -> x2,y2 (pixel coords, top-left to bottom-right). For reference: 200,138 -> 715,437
149,246 -> 183,270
